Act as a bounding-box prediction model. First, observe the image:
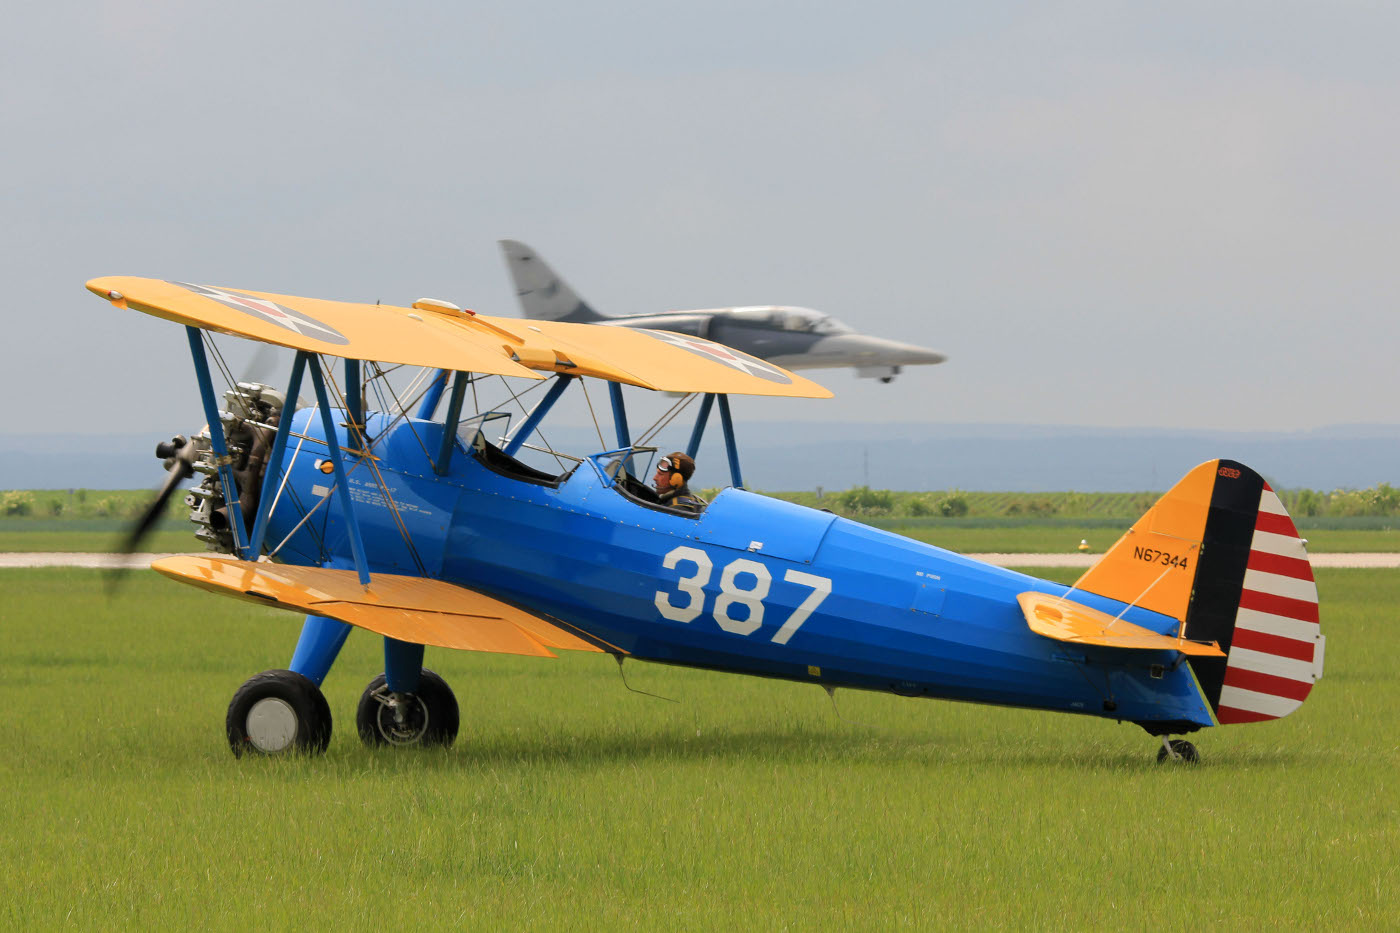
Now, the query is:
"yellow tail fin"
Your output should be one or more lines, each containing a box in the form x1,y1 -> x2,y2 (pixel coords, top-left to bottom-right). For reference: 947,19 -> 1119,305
1072,460 -> 1325,725
1073,460 -> 1218,622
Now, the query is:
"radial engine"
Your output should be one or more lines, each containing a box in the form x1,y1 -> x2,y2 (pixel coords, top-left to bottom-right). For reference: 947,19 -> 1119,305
154,383 -> 287,554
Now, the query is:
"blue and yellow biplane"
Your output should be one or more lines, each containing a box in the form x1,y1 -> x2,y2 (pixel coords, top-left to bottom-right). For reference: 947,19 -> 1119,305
90,276 -> 1325,762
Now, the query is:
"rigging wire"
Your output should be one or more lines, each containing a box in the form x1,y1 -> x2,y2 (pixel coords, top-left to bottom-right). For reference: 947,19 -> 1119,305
201,331 -> 238,395
482,373 -> 551,427
265,430 -> 309,536
390,365 -> 431,415
200,333 -> 325,558
365,364 -> 394,416
364,363 -> 440,468
636,392 -> 698,447
490,375 -> 572,470
268,491 -> 331,560
315,356 -> 428,577
578,378 -> 607,451
508,375 -> 571,471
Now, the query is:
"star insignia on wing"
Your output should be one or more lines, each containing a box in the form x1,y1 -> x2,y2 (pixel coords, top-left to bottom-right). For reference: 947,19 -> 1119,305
637,329 -> 791,384
171,282 -> 350,345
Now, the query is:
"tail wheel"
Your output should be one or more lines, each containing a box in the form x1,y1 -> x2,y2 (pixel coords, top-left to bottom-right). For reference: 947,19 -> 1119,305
226,670 -> 332,757
1156,739 -> 1200,764
355,670 -> 459,749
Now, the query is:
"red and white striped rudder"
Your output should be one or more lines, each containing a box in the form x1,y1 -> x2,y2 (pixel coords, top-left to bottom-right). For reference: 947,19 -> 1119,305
1216,483 -> 1325,723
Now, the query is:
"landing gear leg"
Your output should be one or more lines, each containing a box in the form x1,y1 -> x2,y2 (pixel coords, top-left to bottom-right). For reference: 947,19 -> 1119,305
288,614 -> 353,687
355,671 -> 459,747
1156,736 -> 1200,764
355,637 -> 459,748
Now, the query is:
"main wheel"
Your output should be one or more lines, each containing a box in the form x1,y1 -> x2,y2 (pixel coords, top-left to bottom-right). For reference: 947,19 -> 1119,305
355,669 -> 459,748
226,670 -> 332,757
1156,739 -> 1200,764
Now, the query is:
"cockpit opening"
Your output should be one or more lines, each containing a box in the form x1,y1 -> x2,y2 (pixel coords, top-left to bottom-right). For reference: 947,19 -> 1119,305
458,412 -> 570,487
594,447 -> 707,519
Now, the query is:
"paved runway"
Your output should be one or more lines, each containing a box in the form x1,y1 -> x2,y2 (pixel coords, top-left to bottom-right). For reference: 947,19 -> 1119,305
4,552 -> 1398,569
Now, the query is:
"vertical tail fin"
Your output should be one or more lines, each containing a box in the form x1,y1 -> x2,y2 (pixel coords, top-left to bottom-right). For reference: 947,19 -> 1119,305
1073,460 -> 1324,725
498,240 -> 608,323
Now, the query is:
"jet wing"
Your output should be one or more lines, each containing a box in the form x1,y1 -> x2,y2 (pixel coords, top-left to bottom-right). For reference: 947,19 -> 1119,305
88,277 -> 831,398
152,555 -> 618,658
1017,591 -> 1225,657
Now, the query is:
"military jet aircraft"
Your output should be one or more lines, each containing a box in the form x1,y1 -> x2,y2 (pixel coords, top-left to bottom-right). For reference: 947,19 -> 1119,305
500,240 -> 946,383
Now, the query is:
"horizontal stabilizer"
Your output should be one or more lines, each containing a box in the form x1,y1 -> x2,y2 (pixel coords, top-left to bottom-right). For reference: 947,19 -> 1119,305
152,556 -> 616,658
1018,592 -> 1225,657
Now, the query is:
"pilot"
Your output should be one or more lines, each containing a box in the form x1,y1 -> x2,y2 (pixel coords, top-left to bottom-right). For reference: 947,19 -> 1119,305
653,451 -> 706,512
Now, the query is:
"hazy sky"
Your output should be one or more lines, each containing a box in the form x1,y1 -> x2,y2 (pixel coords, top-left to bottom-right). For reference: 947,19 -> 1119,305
4,1 -> 1397,436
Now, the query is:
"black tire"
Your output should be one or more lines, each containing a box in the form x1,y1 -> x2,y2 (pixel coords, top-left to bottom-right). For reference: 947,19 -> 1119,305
1155,739 -> 1200,764
355,669 -> 459,748
226,669 -> 332,758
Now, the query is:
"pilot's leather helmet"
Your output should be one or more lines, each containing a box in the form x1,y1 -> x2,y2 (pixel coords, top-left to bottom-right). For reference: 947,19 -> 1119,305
659,451 -> 695,482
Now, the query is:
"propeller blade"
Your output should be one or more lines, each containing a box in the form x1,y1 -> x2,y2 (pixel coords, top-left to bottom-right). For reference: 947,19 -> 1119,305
109,440 -> 200,593
120,454 -> 193,556
241,342 -> 289,387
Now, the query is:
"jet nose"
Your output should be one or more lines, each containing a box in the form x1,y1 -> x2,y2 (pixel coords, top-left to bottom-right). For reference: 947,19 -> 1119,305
807,335 -> 947,367
887,340 -> 947,366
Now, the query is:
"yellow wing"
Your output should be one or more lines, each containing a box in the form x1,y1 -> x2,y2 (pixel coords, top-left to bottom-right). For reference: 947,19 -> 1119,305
1017,591 -> 1224,656
497,319 -> 834,398
153,555 -> 620,658
87,276 -> 543,379
89,276 -> 831,397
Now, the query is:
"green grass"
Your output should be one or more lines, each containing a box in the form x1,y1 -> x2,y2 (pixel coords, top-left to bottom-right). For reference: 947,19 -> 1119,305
0,568 -> 1394,930
0,527 -> 195,553
876,521 -> 1400,554
7,485 -> 1400,555
4,518 -> 1400,555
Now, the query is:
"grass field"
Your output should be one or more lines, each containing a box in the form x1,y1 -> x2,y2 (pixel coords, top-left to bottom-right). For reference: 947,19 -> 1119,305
879,522 -> 1400,554
0,526 -> 192,554
1,567 -> 1394,930
6,484 -> 1400,555
4,520 -> 1400,555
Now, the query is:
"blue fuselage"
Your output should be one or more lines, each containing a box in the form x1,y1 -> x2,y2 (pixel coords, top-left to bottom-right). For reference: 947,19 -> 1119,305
266,411 -> 1213,730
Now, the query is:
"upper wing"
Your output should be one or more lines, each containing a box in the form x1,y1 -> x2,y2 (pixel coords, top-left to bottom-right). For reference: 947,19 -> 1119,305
87,276 -> 832,398
153,555 -> 619,658
503,320 -> 833,398
87,276 -> 544,379
1018,591 -> 1225,657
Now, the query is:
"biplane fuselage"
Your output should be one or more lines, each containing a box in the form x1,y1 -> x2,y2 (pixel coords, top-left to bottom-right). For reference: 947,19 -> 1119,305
89,275 -> 1324,759
267,408 -> 1213,729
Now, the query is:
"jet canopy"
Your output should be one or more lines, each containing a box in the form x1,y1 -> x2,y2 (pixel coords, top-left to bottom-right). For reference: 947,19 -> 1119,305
723,306 -> 855,336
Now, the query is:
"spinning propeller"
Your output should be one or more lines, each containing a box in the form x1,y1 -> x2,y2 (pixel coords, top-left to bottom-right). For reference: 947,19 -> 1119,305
116,344 -> 294,571
116,435 -> 199,565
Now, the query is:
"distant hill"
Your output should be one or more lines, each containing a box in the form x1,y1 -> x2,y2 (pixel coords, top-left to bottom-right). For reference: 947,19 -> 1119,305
3,423 -> 1396,492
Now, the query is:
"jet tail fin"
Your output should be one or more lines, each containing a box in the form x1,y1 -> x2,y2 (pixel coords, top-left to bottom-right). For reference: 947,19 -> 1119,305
1073,460 -> 1324,725
498,240 -> 608,323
